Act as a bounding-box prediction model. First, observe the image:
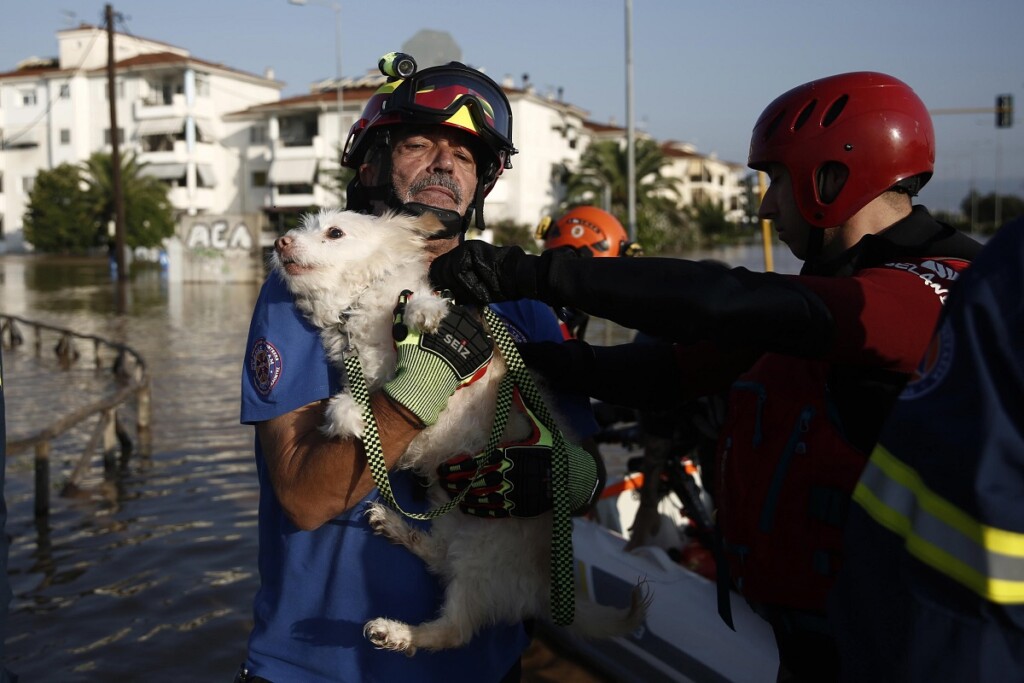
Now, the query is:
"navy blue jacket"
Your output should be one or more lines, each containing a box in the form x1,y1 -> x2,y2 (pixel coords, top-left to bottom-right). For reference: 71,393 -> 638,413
831,217 -> 1024,681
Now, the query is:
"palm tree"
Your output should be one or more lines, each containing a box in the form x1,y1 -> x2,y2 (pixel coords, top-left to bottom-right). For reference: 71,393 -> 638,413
563,138 -> 694,254
82,151 -> 175,249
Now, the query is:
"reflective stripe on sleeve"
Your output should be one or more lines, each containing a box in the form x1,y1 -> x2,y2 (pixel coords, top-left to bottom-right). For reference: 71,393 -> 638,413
853,445 -> 1024,604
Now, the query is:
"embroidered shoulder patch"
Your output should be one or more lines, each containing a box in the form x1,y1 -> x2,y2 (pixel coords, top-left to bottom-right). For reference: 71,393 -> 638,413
901,321 -> 954,400
249,337 -> 282,396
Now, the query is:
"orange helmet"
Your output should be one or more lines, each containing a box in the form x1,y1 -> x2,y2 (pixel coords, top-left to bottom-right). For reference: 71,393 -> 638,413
536,206 -> 641,257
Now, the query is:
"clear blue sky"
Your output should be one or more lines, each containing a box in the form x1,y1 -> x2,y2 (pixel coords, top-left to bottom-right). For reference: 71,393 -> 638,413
4,0 -> 1023,213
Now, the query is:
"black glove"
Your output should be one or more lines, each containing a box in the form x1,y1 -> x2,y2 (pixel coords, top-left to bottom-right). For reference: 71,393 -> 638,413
429,241 -> 541,304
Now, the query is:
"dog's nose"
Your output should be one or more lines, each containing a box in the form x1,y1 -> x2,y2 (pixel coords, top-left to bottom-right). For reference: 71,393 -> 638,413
274,235 -> 292,253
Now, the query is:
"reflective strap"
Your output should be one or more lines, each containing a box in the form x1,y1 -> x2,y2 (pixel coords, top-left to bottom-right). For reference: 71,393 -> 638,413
854,445 -> 1024,604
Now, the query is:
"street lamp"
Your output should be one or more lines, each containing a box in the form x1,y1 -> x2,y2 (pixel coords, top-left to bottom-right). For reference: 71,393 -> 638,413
288,0 -> 343,145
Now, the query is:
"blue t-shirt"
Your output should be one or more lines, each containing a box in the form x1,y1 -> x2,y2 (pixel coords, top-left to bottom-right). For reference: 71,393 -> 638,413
239,273 -> 595,683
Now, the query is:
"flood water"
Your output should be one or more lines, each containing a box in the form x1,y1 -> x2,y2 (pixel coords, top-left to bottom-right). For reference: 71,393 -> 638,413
0,242 -> 796,682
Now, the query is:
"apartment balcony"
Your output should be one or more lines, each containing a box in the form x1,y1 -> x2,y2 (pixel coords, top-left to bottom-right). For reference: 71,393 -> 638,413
273,135 -> 330,160
138,140 -> 220,166
168,186 -> 217,212
134,94 -> 187,120
264,192 -> 315,209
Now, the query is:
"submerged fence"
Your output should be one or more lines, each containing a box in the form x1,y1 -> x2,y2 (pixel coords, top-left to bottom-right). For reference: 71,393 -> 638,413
1,314 -> 151,517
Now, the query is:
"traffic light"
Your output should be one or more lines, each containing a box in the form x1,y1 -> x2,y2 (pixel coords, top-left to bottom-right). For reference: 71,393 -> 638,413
996,94 -> 1013,128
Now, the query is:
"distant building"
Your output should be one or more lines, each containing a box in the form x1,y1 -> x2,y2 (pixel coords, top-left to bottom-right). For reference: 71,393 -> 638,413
0,24 -> 282,253
659,140 -> 750,223
0,24 -> 749,272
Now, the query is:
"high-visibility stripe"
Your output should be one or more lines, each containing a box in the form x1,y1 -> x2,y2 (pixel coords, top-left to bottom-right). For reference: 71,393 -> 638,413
854,445 -> 1024,604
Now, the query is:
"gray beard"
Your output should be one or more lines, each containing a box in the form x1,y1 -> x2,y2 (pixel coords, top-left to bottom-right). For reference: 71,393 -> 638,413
403,173 -> 464,208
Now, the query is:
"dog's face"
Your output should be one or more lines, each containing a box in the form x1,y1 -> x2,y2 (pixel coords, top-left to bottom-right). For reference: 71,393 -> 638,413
271,209 -> 436,301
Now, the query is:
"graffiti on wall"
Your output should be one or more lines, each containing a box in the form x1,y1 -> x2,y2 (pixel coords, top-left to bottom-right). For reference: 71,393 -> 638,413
185,219 -> 254,251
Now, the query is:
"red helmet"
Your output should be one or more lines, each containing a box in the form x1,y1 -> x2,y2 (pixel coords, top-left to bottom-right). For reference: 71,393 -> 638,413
748,71 -> 934,227
536,206 -> 642,257
342,56 -> 517,194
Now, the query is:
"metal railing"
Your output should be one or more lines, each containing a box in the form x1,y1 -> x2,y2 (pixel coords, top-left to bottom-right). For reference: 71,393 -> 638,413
1,314 -> 151,517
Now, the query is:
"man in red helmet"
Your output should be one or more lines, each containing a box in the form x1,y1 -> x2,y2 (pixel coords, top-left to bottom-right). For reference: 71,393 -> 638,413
430,72 -> 982,680
238,54 -> 602,683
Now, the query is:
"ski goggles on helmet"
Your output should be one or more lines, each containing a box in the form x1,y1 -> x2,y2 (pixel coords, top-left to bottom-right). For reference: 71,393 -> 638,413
381,64 -> 517,168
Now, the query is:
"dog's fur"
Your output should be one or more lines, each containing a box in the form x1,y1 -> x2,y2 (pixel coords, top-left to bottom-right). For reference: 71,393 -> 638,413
272,208 -> 648,655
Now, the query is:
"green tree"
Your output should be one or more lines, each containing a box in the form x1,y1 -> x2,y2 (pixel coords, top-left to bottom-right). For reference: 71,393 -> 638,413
23,163 -> 100,252
475,218 -> 538,253
82,151 -> 175,248
959,191 -> 1024,234
319,143 -> 354,206
688,199 -> 748,245
562,138 -> 692,255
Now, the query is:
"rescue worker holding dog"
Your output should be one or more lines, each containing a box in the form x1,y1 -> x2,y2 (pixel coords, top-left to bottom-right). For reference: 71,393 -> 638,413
239,53 -> 601,683
430,72 -> 982,681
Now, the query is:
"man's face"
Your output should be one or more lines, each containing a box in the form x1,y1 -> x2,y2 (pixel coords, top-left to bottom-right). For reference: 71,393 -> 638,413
360,126 -> 479,217
758,164 -> 816,261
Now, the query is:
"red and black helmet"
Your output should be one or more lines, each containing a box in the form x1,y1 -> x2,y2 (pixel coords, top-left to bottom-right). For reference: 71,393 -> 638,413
536,206 -> 642,257
342,56 -> 517,195
748,71 -> 934,227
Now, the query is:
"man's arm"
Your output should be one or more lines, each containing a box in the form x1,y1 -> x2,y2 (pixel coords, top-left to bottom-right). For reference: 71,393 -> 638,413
257,393 -> 423,530
430,243 -> 836,357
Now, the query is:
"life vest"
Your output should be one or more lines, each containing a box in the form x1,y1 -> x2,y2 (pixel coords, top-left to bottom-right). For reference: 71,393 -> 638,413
716,354 -> 871,611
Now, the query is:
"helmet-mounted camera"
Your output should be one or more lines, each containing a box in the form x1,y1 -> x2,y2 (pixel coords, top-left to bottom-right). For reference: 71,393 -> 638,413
379,52 -> 417,81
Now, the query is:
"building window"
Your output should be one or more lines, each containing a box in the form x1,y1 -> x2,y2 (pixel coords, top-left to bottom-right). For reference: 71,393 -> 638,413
104,128 -> 125,145
251,170 -> 268,187
22,176 -> 35,195
250,125 -> 268,144
20,89 -> 37,107
104,81 -> 126,100
277,183 -> 314,196
195,73 -> 211,97
60,129 -> 71,145
59,84 -> 71,99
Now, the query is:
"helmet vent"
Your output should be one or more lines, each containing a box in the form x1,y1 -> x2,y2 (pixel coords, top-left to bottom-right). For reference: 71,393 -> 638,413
762,110 -> 786,141
822,95 -> 849,127
794,100 -> 817,131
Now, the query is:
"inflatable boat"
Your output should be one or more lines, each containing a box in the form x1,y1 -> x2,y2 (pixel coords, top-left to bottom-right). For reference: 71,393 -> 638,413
543,472 -> 779,683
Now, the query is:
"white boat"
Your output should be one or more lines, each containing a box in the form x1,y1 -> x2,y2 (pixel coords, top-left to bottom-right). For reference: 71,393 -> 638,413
542,473 -> 779,683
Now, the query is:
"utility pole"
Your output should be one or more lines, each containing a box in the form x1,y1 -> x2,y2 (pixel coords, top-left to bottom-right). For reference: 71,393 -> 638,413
624,0 -> 637,243
106,3 -> 127,280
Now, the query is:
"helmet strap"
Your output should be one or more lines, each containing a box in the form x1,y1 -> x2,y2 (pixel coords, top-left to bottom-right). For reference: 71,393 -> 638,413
472,180 -> 486,231
801,228 -> 827,273
401,202 -> 466,238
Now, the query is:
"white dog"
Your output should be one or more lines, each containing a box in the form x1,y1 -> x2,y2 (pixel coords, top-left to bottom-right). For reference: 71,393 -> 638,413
272,208 -> 648,655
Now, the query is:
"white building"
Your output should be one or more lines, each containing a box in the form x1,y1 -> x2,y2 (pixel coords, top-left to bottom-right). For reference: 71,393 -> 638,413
0,24 -> 282,253
226,70 -> 590,249
0,25 -> 749,271
659,140 -> 750,223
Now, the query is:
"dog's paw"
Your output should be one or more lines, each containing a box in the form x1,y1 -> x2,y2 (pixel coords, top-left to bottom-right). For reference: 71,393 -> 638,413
365,502 -> 411,544
321,393 -> 363,439
405,293 -> 450,333
364,618 -> 416,655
